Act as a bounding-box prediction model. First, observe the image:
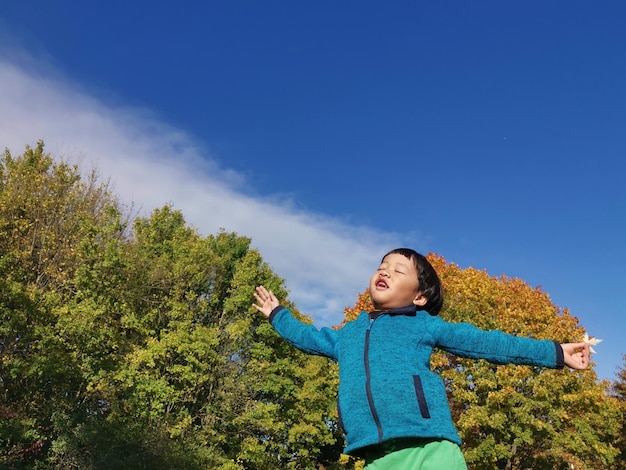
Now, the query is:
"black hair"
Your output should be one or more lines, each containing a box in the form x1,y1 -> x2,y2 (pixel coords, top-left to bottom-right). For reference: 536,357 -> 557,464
383,248 -> 444,316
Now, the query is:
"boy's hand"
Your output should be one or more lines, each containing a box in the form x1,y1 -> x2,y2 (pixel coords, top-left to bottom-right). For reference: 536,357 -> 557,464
561,342 -> 590,370
253,286 -> 280,318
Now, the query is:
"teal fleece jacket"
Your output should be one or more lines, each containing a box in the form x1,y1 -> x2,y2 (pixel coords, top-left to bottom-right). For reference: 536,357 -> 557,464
268,304 -> 564,456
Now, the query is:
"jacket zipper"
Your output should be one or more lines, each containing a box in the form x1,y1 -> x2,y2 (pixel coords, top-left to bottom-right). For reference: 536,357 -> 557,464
364,315 -> 383,443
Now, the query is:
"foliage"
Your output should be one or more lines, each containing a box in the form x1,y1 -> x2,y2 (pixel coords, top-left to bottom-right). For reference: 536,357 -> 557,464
429,254 -> 622,469
1,142 -> 621,469
0,143 -> 343,469
611,355 -> 626,469
0,141 -> 125,468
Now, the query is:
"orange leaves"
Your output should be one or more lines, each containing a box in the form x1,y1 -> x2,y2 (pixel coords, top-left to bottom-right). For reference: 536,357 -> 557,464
429,254 -> 583,342
340,290 -> 373,326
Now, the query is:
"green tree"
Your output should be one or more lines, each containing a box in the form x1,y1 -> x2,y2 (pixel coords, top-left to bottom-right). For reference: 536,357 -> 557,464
64,202 -> 343,468
611,355 -> 626,470
1,143 -> 344,468
0,142 -> 125,467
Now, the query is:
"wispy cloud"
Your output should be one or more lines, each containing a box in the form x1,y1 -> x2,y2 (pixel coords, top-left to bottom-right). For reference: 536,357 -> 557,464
0,51 -> 409,326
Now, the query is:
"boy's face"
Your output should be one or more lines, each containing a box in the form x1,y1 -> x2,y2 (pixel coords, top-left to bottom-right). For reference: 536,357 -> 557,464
369,253 -> 427,311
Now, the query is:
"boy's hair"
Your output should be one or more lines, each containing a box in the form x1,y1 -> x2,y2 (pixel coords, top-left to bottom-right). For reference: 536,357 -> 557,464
384,248 -> 444,316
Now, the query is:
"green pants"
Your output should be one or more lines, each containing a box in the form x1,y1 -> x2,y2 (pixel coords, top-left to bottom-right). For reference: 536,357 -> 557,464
363,438 -> 467,470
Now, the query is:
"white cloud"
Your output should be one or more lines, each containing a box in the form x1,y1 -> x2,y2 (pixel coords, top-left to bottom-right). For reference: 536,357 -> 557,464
0,53 -> 408,326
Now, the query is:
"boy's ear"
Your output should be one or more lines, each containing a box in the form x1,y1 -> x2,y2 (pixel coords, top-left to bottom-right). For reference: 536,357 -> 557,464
413,292 -> 428,307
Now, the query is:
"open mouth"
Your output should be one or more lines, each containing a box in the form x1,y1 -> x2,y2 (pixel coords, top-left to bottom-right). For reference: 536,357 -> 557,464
375,278 -> 388,289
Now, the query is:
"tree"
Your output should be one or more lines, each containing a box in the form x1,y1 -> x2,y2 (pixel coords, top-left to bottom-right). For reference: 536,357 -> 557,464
1,143 -> 345,469
611,355 -> 626,470
429,254 -> 621,469
0,142 -> 126,468
6,142 -> 618,469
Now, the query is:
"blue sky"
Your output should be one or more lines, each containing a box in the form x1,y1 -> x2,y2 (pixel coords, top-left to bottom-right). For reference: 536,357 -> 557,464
0,1 -> 624,382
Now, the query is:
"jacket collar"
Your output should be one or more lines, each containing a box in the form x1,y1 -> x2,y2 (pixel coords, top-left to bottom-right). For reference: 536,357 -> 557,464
369,304 -> 418,319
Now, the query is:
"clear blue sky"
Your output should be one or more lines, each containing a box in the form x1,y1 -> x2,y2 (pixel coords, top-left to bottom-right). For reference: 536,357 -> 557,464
1,1 -> 624,382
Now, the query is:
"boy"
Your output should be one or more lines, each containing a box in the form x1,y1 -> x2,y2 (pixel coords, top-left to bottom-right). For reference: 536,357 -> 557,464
253,248 -> 590,469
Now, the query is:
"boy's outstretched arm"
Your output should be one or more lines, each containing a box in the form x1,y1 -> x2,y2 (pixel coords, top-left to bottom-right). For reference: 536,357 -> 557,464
561,342 -> 591,370
253,285 -> 280,318
252,285 -> 339,359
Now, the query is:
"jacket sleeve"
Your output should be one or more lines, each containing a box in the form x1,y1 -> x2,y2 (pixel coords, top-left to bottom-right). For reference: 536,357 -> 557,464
268,306 -> 340,360
429,317 -> 564,369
